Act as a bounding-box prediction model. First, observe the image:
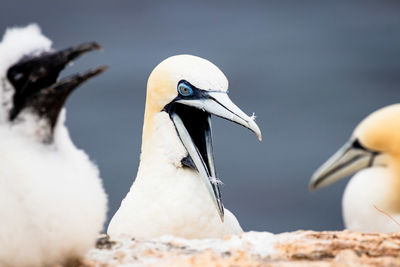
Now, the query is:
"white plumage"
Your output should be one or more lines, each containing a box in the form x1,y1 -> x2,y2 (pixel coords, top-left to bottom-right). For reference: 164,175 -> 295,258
108,112 -> 242,239
342,167 -> 400,233
310,104 -> 400,233
108,55 -> 261,239
0,24 -> 107,266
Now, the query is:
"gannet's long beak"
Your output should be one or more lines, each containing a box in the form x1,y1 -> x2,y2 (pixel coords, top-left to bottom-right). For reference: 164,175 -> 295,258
176,92 -> 262,141
309,139 -> 384,190
169,91 -> 261,221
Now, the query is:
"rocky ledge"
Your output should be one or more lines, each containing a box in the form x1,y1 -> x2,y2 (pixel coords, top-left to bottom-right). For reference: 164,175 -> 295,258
82,231 -> 400,266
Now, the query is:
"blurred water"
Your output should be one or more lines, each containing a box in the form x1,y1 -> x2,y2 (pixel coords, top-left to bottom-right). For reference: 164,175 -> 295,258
1,0 -> 400,233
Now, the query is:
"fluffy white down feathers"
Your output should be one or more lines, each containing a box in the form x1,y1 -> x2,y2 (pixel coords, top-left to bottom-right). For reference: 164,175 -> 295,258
0,25 -> 107,266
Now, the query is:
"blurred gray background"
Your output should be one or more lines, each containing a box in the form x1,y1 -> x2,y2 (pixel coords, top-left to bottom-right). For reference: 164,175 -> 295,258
2,0 -> 400,233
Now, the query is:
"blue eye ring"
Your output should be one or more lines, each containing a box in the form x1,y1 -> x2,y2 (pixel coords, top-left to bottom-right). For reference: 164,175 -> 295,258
177,82 -> 194,97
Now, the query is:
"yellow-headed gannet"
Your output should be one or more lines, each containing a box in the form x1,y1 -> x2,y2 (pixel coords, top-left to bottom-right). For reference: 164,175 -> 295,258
309,104 -> 400,233
108,55 -> 261,239
0,24 -> 108,266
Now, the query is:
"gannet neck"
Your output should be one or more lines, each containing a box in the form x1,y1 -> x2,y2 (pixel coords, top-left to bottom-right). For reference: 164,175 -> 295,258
337,143 -> 400,232
141,70 -> 172,151
110,112 -> 243,239
342,167 -> 400,233
138,111 -> 187,180
354,104 -> 400,214
381,155 -> 400,213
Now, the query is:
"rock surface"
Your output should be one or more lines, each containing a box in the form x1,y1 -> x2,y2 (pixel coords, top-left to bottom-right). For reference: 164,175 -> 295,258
82,231 -> 400,266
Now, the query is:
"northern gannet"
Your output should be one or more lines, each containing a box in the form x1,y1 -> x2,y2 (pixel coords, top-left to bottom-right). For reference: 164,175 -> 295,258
310,104 -> 400,233
108,55 -> 261,239
0,24 -> 108,266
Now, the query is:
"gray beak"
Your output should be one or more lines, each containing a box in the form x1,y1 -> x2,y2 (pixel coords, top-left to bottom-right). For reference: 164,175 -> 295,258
170,90 -> 261,221
176,92 -> 262,141
309,139 -> 383,190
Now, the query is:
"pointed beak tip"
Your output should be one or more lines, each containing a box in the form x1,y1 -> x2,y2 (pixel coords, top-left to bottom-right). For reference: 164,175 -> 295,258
96,65 -> 109,74
56,41 -> 104,69
57,65 -> 108,91
254,128 -> 262,141
93,42 -> 103,51
247,119 -> 262,141
308,183 -> 317,192
84,41 -> 102,51
85,65 -> 109,79
69,42 -> 103,59
309,173 -> 324,192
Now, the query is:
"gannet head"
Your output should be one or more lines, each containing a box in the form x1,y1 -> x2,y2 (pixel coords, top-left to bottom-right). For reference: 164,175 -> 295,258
308,105 -> 400,190
0,24 -> 107,143
143,55 -> 262,220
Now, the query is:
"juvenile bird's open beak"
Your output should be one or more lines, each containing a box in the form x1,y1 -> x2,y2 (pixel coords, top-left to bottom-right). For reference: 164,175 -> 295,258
170,91 -> 261,221
7,42 -> 107,134
26,66 -> 108,131
309,139 -> 384,190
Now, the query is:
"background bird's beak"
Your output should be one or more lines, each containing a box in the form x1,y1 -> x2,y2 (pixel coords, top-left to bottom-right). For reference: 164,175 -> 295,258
309,140 -> 382,190
176,92 -> 262,141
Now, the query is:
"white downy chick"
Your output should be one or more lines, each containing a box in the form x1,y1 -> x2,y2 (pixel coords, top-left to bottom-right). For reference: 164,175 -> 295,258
0,24 -> 108,266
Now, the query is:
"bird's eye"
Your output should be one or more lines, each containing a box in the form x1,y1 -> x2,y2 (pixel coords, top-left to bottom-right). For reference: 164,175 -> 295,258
177,82 -> 194,97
